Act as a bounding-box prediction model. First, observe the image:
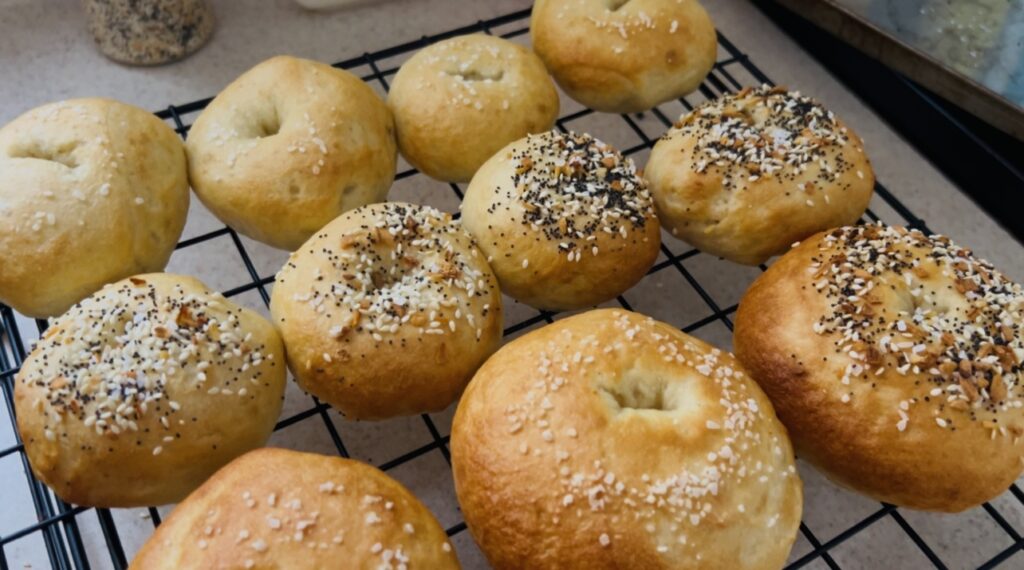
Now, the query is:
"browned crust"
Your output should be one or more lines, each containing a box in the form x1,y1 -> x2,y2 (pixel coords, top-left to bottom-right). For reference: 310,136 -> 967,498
130,448 -> 460,569
531,0 -> 717,113
734,232 -> 1024,511
453,309 -> 802,569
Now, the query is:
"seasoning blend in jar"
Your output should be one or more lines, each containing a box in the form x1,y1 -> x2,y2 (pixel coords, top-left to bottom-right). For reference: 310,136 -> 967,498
83,0 -> 214,65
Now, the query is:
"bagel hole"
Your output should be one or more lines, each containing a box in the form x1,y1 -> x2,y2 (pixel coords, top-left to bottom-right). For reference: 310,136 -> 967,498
897,285 -> 953,316
444,69 -> 505,82
255,108 -> 281,138
9,141 -> 79,169
606,0 -> 632,11
599,373 -> 672,412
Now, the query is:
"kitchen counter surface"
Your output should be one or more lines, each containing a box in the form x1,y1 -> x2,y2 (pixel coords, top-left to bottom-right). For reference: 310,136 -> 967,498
2,1 -> 1023,569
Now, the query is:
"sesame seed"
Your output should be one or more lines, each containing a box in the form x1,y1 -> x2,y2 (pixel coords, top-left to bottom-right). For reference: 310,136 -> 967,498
808,223 -> 1023,432
277,203 -> 496,349
672,86 -> 857,194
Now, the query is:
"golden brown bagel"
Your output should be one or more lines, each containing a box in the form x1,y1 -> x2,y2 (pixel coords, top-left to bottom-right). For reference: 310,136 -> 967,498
461,130 -> 660,311
388,34 -> 559,183
734,224 -> 1024,511
0,98 -> 189,318
453,309 -> 802,569
271,202 -> 503,420
186,56 -> 396,250
645,85 -> 874,265
15,273 -> 286,507
531,0 -> 717,113
131,448 -> 460,569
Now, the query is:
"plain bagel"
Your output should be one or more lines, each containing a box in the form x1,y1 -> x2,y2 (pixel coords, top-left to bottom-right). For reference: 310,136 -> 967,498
531,0 -> 717,113
186,55 -> 397,251
387,34 -> 559,183
0,98 -> 189,318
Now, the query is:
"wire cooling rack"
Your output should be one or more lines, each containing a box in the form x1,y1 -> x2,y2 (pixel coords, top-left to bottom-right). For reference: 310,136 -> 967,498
2,7 -> 1024,570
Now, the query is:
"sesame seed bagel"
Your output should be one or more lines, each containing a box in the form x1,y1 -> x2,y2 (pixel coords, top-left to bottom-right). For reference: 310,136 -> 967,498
452,309 -> 802,569
461,130 -> 660,311
530,0 -> 717,114
0,98 -> 189,318
270,202 -> 503,420
186,55 -> 397,251
734,224 -> 1024,511
15,273 -> 286,508
387,34 -> 559,183
645,86 -> 874,265
130,448 -> 460,570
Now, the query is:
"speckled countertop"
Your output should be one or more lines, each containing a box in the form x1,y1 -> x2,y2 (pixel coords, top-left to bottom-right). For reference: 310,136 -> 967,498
2,1 -> 1023,569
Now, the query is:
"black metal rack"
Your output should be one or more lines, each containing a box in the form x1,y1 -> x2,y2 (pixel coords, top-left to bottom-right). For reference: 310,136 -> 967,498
1,7 -> 1021,569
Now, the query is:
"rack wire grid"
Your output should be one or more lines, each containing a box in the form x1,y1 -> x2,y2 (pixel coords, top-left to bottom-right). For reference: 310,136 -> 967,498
2,7 -> 1023,570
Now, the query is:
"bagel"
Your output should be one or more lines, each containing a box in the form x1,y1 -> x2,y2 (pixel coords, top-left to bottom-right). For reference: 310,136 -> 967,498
461,129 -> 660,311
645,85 -> 874,265
270,202 -> 503,420
388,34 -> 559,183
131,448 -> 460,569
15,273 -> 286,507
186,55 -> 397,250
531,0 -> 717,113
735,224 -> 1024,511
0,98 -> 189,318
452,309 -> 803,569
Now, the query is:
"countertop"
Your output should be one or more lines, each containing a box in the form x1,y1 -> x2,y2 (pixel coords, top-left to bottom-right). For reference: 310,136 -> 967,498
2,1 -> 1024,569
